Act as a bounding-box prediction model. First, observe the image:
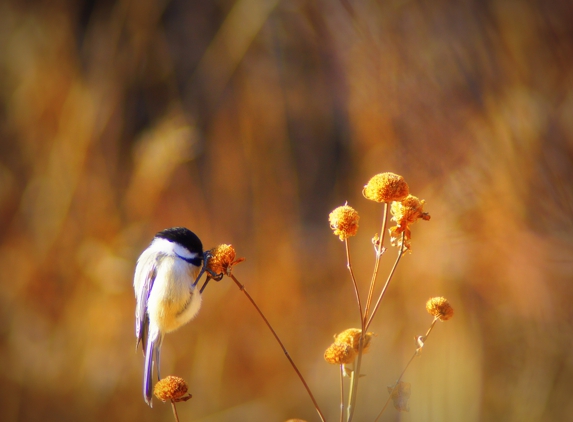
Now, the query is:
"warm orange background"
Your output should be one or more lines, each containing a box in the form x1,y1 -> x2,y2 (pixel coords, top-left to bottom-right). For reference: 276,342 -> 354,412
1,1 -> 572,421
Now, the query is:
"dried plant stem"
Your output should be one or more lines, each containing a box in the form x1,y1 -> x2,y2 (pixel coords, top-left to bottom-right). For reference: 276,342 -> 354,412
339,365 -> 345,422
170,401 -> 180,422
347,323 -> 367,422
346,360 -> 356,421
344,240 -> 366,422
423,317 -> 439,339
363,203 -> 389,324
229,274 -> 326,422
345,239 -> 364,327
365,232 -> 405,331
374,317 -> 439,421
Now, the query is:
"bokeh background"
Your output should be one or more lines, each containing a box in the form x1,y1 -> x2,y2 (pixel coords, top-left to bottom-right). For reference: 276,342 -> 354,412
1,0 -> 573,421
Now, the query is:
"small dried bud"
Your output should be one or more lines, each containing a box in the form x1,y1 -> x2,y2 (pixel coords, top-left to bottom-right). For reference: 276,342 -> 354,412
329,204 -> 360,241
426,297 -> 454,321
388,381 -> 411,412
363,173 -> 409,203
154,376 -> 192,402
207,244 -> 245,277
324,342 -> 356,365
334,328 -> 373,354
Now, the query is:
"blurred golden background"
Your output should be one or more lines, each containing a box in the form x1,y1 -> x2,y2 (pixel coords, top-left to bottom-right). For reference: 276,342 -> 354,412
1,0 -> 572,421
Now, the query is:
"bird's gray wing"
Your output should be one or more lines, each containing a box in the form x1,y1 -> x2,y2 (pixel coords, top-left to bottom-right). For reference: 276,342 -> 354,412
134,253 -> 159,351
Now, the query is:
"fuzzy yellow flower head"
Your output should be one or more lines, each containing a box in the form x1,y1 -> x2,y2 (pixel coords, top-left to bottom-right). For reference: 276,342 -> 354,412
207,244 -> 245,277
154,376 -> 192,402
334,328 -> 373,354
324,342 -> 356,365
363,172 -> 409,203
391,194 -> 431,228
426,297 -> 454,321
329,204 -> 359,241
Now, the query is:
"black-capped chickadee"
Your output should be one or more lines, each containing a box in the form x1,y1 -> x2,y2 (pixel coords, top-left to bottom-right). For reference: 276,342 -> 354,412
134,227 -> 204,406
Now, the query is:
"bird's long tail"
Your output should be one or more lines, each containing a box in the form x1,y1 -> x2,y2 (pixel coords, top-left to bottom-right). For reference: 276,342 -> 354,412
143,336 -> 155,407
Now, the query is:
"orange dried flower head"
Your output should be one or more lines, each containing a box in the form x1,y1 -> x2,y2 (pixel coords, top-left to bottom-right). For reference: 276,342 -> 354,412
363,173 -> 409,203
388,194 -> 430,253
324,342 -> 356,365
426,297 -> 454,321
329,204 -> 359,241
334,328 -> 373,354
207,244 -> 245,277
391,194 -> 431,227
154,376 -> 192,402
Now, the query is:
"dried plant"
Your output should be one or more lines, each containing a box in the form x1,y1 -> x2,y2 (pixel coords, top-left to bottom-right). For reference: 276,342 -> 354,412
153,172 -> 452,421
323,172 -> 452,421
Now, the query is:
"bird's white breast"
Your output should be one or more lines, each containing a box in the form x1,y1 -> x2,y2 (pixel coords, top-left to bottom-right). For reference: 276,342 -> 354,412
137,238 -> 202,334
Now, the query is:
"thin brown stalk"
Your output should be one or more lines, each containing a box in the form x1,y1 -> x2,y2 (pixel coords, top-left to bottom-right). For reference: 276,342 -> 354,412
339,365 -> 345,422
344,240 -> 366,422
170,401 -> 180,422
229,274 -> 326,422
423,316 -> 439,338
363,203 -> 389,324
346,336 -> 363,422
365,232 -> 405,331
345,239 -> 364,330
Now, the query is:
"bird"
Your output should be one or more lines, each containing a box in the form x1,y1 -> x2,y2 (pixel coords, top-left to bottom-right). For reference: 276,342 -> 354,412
133,227 -> 204,406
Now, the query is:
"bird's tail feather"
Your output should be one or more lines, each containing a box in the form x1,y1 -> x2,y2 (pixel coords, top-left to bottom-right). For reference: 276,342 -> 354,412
143,337 -> 155,407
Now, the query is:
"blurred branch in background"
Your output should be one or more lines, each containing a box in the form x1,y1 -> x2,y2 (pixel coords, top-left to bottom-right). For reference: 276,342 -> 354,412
0,0 -> 573,421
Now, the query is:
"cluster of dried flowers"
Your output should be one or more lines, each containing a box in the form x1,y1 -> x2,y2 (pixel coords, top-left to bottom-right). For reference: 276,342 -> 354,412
325,172 -> 454,416
329,172 -> 430,253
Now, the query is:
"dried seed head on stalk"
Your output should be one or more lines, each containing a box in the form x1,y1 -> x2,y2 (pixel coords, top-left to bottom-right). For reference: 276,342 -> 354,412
363,172 -> 409,203
329,204 -> 360,241
387,381 -> 411,412
207,244 -> 245,277
334,328 -> 374,354
389,194 -> 430,253
154,376 -> 192,402
391,194 -> 431,227
426,297 -> 454,321
324,342 -> 356,365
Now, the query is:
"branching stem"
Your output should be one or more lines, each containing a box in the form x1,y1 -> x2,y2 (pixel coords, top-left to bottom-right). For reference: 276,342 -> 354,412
363,203 -> 389,324
365,232 -> 405,331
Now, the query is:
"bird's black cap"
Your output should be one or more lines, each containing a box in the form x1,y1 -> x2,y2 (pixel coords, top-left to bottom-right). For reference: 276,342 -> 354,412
155,227 -> 203,255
